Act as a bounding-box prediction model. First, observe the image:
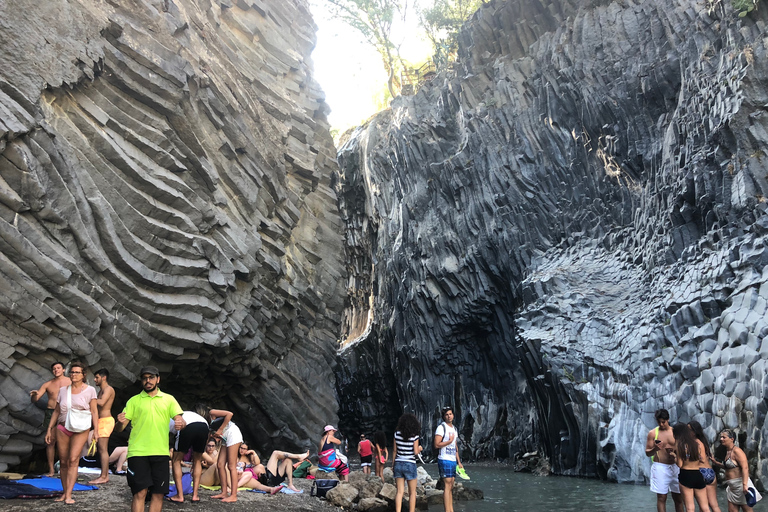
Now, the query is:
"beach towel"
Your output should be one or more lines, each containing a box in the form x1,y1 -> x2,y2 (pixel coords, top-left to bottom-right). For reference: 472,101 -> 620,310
199,484 -> 250,491
0,480 -> 62,499
293,460 -> 311,478
16,477 -> 97,492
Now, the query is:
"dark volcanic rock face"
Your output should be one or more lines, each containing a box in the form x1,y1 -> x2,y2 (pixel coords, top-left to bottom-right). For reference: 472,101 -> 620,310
335,0 -> 768,482
0,0 -> 345,470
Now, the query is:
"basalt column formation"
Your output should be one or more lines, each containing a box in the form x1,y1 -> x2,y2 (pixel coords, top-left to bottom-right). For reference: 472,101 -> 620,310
0,0 -> 345,471
335,0 -> 768,483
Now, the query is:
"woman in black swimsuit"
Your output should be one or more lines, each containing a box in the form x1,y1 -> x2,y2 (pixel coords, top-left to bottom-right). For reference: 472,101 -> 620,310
688,421 -> 721,512
672,423 -> 710,512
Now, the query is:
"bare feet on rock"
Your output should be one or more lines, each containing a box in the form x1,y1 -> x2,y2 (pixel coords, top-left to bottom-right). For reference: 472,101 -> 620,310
88,477 -> 109,484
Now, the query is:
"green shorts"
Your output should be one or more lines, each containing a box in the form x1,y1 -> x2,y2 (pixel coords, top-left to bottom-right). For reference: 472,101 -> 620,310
43,408 -> 55,429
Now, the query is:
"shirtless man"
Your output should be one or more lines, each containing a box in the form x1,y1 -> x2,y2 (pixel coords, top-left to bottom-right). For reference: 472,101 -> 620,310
29,361 -> 71,476
645,409 -> 684,512
88,369 -> 115,484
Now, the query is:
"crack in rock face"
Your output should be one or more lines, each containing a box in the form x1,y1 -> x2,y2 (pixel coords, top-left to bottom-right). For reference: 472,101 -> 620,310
0,0 -> 345,469
334,0 -> 768,483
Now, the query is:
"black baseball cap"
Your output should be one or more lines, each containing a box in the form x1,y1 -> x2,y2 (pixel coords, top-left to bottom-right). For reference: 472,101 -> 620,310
139,366 -> 160,377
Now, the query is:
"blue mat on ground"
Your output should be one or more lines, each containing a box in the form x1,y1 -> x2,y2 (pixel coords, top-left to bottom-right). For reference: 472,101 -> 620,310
0,480 -> 62,499
167,473 -> 193,497
16,477 -> 97,492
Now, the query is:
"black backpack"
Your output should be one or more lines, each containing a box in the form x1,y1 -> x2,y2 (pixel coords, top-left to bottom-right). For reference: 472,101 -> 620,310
310,478 -> 339,498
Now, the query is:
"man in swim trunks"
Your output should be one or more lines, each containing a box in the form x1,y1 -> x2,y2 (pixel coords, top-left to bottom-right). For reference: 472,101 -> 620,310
246,450 -> 309,492
117,366 -> 183,512
168,409 -> 209,503
29,361 -> 71,476
88,368 -> 115,484
645,409 -> 684,512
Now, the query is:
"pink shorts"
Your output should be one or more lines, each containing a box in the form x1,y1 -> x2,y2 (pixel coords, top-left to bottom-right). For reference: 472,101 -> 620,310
57,424 -> 74,438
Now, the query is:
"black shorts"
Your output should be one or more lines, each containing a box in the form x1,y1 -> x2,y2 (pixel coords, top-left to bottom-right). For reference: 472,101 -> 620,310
127,456 -> 170,495
175,422 -> 209,454
361,454 -> 372,465
265,469 -> 285,487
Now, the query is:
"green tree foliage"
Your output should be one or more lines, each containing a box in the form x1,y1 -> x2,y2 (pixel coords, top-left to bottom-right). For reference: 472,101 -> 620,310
732,0 -> 758,16
416,0 -> 485,70
323,0 -> 410,97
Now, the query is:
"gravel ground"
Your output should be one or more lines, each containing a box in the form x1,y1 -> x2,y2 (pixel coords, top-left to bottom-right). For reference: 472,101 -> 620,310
1,472 -> 341,512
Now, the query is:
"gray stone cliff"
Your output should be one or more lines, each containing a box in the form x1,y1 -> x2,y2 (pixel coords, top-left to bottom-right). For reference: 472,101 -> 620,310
335,0 -> 768,484
0,0 -> 345,471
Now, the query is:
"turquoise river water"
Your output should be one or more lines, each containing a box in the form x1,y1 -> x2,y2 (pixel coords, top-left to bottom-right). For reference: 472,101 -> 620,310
419,464 -> 767,512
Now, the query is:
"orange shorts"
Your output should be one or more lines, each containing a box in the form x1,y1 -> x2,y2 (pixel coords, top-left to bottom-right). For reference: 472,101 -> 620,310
98,416 -> 115,437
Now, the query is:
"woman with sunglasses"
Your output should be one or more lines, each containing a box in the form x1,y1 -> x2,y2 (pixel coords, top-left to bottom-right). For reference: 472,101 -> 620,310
200,439 -> 220,487
44,362 -> 97,504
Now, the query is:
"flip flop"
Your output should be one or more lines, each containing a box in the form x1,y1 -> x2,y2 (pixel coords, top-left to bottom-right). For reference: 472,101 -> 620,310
456,467 -> 470,480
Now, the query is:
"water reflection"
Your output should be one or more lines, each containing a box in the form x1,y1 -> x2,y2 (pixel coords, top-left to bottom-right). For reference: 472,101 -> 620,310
436,465 -> 768,512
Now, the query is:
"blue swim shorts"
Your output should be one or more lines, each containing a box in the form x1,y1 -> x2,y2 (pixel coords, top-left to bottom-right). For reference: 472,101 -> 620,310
393,460 -> 417,481
438,459 -> 457,479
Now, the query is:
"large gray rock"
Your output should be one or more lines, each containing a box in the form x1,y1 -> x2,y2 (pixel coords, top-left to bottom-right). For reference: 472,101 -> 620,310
0,0 -> 345,470
358,497 -> 389,512
326,482 -> 359,508
335,0 -> 768,486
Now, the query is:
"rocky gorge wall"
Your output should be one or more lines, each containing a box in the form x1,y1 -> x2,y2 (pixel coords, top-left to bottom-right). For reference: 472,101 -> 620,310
334,0 -> 768,484
0,0 -> 345,471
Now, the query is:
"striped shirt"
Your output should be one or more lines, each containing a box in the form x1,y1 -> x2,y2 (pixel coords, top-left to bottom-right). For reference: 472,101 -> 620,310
394,431 -> 419,463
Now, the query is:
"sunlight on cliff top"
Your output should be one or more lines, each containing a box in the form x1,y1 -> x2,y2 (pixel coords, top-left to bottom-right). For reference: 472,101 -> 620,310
309,2 -> 432,138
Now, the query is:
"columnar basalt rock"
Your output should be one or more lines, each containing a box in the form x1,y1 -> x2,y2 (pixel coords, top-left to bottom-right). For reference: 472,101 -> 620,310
0,0 -> 345,471
335,0 -> 768,483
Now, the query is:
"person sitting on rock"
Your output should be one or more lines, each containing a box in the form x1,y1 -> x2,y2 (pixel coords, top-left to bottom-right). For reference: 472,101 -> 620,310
238,449 -> 309,493
318,425 -> 349,481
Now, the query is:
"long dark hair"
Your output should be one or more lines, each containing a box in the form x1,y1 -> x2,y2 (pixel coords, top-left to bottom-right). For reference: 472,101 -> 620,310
673,423 -> 700,462
396,413 -> 421,439
374,430 -> 387,448
688,421 -> 712,459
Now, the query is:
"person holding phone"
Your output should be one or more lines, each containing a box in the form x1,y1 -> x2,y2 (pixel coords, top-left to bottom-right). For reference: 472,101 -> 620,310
645,409 -> 684,512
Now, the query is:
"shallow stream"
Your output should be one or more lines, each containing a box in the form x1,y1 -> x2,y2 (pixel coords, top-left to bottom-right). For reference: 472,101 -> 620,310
421,464 -> 768,512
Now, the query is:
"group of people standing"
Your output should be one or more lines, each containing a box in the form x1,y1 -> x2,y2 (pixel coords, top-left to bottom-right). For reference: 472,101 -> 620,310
30,362 -> 308,510
316,407 -> 464,512
646,408 -> 762,512
391,406 -> 463,512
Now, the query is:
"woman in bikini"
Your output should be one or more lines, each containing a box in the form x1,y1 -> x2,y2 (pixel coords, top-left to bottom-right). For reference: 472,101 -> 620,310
672,423 -> 710,512
235,443 -> 260,488
714,429 -> 762,511
200,439 -> 220,487
44,362 -> 98,504
688,421 -> 721,512
373,430 -> 388,479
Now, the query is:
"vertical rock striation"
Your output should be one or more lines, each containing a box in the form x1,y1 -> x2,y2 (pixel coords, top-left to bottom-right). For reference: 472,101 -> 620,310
0,0 -> 345,471
335,0 -> 768,483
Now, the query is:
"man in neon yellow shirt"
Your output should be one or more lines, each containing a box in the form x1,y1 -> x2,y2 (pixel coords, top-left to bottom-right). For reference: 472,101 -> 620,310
117,366 -> 184,512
